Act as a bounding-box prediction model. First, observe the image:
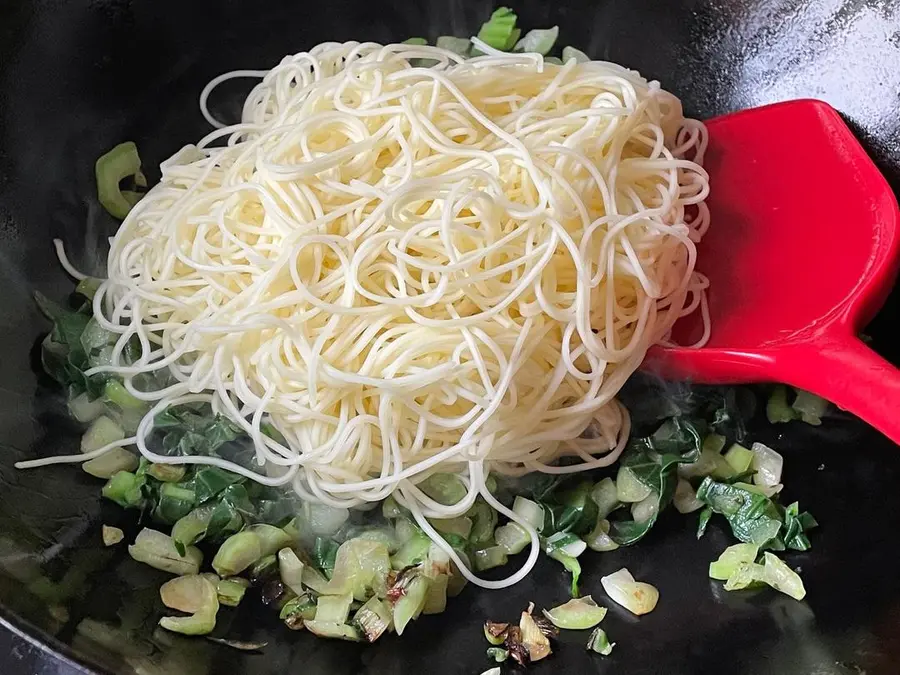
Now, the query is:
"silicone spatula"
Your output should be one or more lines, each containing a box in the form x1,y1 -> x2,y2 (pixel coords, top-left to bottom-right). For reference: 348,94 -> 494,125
646,99 -> 900,444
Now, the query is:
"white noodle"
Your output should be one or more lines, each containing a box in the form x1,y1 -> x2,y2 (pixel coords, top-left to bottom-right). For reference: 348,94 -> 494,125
37,42 -> 712,589
53,238 -> 88,280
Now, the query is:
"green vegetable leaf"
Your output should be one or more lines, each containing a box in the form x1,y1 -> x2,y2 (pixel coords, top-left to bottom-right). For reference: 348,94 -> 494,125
188,467 -> 245,503
153,483 -> 197,524
204,485 -> 254,541
548,549 -> 581,597
155,406 -> 242,457
781,501 -> 818,552
607,418 -> 703,545
540,480 -> 597,537
696,478 -> 817,551
34,292 -> 113,398
313,537 -> 340,579
696,506 -> 713,539
696,478 -> 783,547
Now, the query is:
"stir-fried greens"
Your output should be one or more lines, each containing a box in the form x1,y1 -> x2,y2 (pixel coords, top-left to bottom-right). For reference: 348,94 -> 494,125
30,273 -> 821,658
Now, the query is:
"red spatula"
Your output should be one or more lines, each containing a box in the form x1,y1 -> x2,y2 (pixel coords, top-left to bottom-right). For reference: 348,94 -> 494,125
647,99 -> 900,444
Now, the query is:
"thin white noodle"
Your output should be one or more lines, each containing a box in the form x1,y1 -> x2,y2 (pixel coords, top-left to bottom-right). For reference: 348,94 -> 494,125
32,42 -> 711,590
15,437 -> 138,469
53,238 -> 88,281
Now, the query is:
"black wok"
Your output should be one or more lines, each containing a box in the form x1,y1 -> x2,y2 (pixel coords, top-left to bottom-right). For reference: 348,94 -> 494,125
1,1 -> 900,673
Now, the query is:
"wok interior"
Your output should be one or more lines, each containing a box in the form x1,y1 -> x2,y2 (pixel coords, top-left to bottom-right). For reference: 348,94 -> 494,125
1,1 -> 900,674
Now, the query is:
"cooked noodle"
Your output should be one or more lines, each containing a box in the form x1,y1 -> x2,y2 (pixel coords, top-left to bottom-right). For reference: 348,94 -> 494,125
30,38 -> 711,587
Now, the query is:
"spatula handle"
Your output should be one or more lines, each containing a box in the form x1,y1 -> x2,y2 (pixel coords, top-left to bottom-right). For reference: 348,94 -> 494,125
779,337 -> 900,445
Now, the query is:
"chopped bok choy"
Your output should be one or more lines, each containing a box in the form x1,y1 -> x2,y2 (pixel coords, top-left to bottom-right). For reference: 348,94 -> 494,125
723,552 -> 806,601
158,574 -> 219,635
542,596 -> 607,630
587,627 -> 615,655
600,568 -> 659,616
792,390 -> 829,425
95,141 -> 145,219
128,529 -> 202,576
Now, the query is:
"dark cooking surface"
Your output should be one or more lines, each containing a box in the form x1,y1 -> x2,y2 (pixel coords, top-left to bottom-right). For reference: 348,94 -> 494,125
1,0 -> 900,673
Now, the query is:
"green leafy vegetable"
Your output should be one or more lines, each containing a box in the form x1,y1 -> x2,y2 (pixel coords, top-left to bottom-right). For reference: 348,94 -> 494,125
548,548 -> 581,596
607,418 -> 702,545
696,506 -> 713,539
34,292 -> 113,399
782,502 -> 818,551
540,481 -> 597,536
156,407 -> 242,457
313,537 -> 340,578
154,483 -> 197,525
696,477 -> 816,551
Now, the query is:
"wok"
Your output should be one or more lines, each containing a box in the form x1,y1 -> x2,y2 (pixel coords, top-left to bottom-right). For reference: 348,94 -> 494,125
1,0 -> 900,673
